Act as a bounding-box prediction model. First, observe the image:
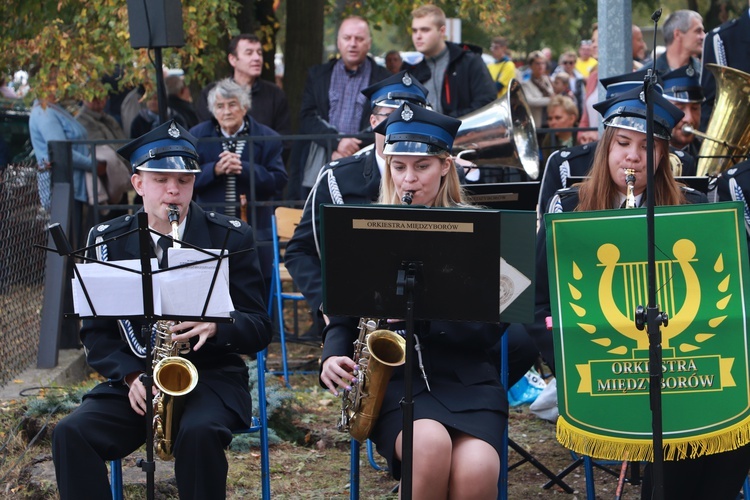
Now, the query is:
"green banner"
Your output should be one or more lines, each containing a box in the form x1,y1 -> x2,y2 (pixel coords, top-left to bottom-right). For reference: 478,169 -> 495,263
546,202 -> 750,461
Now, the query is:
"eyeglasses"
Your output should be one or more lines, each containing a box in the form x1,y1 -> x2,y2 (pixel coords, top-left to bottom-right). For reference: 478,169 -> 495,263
562,61 -> 575,65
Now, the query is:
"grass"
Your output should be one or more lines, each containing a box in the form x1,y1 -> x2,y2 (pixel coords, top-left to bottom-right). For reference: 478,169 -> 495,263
0,301 -> 646,498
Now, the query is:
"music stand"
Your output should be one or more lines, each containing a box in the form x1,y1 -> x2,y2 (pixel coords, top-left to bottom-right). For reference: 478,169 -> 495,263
320,204 -> 535,498
42,212 -> 240,500
464,181 -> 541,211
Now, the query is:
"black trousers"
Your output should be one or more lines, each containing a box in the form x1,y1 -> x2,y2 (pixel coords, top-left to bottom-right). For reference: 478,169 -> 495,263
52,382 -> 244,500
641,443 -> 750,500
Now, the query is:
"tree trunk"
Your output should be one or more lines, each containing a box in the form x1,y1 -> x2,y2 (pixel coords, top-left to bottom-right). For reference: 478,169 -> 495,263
285,0 -> 325,133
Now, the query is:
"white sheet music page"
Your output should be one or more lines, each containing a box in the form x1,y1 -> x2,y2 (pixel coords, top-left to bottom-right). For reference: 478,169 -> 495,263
159,248 -> 233,317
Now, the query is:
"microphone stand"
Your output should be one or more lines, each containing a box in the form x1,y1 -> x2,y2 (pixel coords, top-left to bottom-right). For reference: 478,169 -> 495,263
634,9 -> 667,500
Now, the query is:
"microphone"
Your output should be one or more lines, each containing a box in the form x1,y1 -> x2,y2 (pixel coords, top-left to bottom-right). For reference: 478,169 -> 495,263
651,8 -> 662,23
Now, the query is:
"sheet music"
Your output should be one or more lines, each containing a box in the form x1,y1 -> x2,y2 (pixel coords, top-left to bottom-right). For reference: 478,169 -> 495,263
72,249 -> 233,318
499,257 -> 532,314
160,248 -> 233,317
72,258 -> 162,317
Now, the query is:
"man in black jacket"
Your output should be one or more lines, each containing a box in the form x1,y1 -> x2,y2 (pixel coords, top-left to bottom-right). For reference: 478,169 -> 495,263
51,120 -> 272,500
404,4 -> 496,118
287,16 -> 391,200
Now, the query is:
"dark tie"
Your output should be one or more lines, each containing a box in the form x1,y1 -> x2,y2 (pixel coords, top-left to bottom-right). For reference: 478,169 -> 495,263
157,235 -> 172,269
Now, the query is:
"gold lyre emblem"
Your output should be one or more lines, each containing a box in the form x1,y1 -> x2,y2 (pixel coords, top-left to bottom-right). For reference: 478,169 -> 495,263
597,239 -> 700,353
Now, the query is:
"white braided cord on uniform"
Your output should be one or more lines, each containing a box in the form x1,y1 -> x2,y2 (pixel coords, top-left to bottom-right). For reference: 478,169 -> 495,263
729,177 -> 750,236
97,234 -> 149,358
559,161 -> 571,189
550,194 -> 564,214
713,34 -> 727,67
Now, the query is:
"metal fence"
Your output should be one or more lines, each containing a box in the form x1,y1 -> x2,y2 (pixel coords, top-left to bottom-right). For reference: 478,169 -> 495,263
0,159 -> 48,387
4,126 -> 591,380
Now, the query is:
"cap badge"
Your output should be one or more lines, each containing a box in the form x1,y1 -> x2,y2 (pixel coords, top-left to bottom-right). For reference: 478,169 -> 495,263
401,104 -> 414,121
402,73 -> 413,86
168,122 -> 180,138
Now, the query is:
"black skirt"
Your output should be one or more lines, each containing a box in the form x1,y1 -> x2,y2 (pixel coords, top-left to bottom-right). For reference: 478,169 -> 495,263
369,389 -> 507,480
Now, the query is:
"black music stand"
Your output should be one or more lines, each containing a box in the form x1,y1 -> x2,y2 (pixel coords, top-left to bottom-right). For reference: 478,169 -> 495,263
320,204 -> 535,499
464,181 -> 541,211
42,212 -> 239,500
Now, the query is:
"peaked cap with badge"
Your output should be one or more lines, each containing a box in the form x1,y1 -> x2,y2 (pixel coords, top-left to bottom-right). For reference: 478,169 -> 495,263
661,64 -> 703,104
116,119 -> 201,174
361,70 -> 429,109
378,103 -> 462,156
593,85 -> 684,141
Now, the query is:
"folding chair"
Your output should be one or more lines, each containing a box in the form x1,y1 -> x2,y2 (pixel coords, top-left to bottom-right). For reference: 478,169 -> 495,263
109,349 -> 272,499
266,207 -> 307,386
499,330 -> 573,499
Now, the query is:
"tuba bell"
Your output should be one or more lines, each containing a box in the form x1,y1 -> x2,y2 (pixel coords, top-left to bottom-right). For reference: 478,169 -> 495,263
695,64 -> 750,176
452,78 -> 540,180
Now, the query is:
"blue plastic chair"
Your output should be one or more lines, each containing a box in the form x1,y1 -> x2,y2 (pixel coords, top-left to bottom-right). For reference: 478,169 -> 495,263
266,208 -> 307,387
109,349 -> 272,499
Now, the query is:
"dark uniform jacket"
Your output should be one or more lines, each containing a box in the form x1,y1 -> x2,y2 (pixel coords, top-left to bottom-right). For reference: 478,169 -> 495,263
529,185 -> 708,373
81,202 -> 272,425
716,159 -> 750,250
285,146 -> 381,313
404,41 -> 496,118
700,7 -> 750,130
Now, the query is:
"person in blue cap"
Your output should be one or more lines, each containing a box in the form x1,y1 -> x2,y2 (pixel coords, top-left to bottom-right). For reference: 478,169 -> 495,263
533,86 -> 750,499
51,120 -> 272,500
661,64 -> 704,165
321,103 -> 509,498
285,71 -> 429,340
537,68 -> 656,218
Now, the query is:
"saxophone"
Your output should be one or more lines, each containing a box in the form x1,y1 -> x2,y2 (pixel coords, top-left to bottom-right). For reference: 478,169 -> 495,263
625,169 -> 636,209
152,204 -> 199,460
338,318 -> 406,442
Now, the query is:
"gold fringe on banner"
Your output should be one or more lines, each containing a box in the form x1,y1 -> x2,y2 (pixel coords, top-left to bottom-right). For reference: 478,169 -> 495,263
556,415 -> 750,462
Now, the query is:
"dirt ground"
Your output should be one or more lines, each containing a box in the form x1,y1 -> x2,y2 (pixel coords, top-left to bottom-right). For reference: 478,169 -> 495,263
0,332 -> 644,499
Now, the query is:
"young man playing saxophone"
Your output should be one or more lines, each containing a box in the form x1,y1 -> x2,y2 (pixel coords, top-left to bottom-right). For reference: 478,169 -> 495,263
51,120 -> 272,500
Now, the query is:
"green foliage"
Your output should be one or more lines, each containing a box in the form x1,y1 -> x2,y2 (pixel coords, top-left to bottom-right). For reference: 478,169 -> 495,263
24,384 -> 93,418
230,359 -> 298,451
0,0 -> 239,102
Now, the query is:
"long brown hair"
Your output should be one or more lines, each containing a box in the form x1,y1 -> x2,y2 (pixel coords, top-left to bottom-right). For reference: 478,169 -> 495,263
576,127 -> 685,211
379,152 -> 470,208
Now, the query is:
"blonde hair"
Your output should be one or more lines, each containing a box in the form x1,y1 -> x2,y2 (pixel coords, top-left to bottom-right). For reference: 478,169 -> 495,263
576,127 -> 685,211
548,94 -> 579,122
378,152 -> 470,208
412,4 -> 446,28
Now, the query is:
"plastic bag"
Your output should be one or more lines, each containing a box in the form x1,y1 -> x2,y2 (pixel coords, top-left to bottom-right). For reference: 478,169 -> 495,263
507,369 -> 546,406
529,378 -> 559,423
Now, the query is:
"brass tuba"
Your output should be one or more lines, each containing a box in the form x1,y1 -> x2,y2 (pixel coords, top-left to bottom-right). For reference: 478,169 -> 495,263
152,204 -> 199,460
339,318 -> 406,442
695,64 -> 750,176
453,78 -> 540,180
